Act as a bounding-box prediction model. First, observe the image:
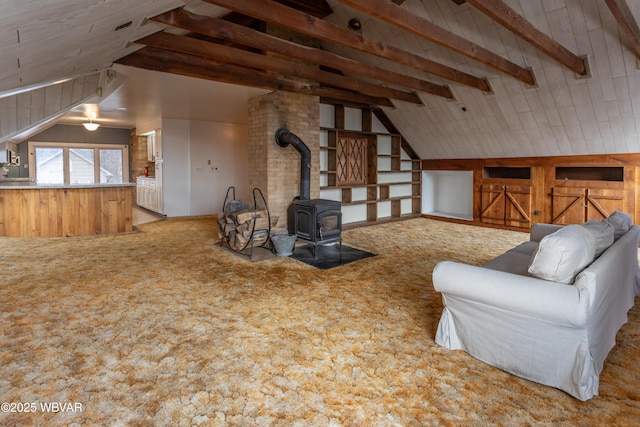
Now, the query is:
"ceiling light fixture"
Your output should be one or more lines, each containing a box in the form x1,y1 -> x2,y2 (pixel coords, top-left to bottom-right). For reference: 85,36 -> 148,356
82,116 -> 100,131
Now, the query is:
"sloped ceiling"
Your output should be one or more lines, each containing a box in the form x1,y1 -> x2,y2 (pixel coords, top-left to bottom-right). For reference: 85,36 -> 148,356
2,0 -> 640,159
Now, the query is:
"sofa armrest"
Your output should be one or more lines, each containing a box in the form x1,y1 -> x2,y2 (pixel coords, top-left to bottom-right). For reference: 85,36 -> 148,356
433,261 -> 588,327
530,223 -> 563,242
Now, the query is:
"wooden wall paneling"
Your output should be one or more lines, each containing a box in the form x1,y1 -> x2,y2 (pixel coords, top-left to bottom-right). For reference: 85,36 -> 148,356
91,187 -> 102,235
81,188 -> 93,236
623,166 -> 638,220
3,191 -> 13,236
530,166 -> 546,225
473,169 -> 483,219
9,191 -> 20,236
541,165 -> 555,224
0,187 -> 133,237
62,189 -> 74,237
0,192 -> 4,236
102,188 -> 114,234
47,189 -> 62,237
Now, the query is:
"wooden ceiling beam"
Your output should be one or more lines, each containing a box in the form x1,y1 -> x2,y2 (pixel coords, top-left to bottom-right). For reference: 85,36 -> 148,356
203,0 -> 492,92
336,0 -> 535,85
465,0 -> 587,76
151,8 -> 453,100
115,47 -> 394,107
604,0 -> 640,60
135,31 -> 422,105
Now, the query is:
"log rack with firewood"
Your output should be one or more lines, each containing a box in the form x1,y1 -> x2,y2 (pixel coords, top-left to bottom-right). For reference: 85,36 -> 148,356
217,186 -> 277,258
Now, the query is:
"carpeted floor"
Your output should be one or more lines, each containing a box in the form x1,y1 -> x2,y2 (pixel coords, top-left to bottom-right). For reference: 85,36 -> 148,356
1,217 -> 639,426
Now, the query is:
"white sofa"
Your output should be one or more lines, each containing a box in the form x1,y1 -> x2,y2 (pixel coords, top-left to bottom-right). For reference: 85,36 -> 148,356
433,212 -> 640,400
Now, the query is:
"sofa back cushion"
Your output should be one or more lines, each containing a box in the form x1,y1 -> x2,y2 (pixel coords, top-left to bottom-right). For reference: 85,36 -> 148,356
528,224 -> 596,284
603,211 -> 632,241
580,220 -> 614,258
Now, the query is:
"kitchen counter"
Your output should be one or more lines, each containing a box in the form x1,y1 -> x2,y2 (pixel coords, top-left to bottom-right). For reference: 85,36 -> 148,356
0,183 -> 134,237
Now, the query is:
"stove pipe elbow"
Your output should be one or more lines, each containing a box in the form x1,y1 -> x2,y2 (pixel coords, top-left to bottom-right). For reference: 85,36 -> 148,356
275,128 -> 311,200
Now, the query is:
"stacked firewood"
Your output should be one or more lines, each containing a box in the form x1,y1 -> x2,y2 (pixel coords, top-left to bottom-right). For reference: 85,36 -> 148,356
217,209 -> 278,250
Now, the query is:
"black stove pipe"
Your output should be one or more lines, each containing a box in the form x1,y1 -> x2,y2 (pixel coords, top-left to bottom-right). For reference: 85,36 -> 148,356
275,127 -> 311,200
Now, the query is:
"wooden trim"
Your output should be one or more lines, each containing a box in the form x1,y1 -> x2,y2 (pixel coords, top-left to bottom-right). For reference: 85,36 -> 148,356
422,153 -> 640,169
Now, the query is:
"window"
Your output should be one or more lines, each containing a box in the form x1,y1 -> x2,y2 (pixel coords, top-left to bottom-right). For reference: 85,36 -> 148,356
34,147 -> 64,184
29,142 -> 128,185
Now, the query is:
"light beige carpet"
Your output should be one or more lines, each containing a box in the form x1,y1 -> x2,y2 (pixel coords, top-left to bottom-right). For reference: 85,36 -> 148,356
1,217 -> 639,426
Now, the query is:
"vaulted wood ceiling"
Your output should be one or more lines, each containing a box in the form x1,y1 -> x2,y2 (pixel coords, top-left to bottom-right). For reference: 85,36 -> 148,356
3,0 -> 640,159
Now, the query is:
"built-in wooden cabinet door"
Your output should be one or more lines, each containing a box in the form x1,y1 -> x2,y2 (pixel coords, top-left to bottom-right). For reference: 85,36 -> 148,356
585,188 -> 624,221
480,184 -> 506,225
481,183 -> 532,227
336,135 -> 367,186
552,186 -> 624,224
504,184 -> 532,228
552,187 -> 587,224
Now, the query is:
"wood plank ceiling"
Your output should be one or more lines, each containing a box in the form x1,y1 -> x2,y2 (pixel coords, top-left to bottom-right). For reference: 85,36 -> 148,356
3,0 -> 640,158
112,0 -> 640,159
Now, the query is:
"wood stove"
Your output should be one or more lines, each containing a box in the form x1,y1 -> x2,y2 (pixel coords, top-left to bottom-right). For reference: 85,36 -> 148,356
275,128 -> 343,257
294,198 -> 342,242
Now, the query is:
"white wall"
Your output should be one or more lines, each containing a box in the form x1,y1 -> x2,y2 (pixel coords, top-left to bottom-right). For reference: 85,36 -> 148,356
146,118 -> 250,218
422,170 -> 473,220
189,121 -> 249,215
161,119 -> 190,217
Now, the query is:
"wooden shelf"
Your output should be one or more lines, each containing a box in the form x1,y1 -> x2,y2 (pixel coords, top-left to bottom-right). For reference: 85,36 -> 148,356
319,113 -> 420,228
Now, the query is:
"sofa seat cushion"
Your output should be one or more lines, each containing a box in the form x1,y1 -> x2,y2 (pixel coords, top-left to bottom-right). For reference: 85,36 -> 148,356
483,250 -> 533,276
528,224 -> 597,284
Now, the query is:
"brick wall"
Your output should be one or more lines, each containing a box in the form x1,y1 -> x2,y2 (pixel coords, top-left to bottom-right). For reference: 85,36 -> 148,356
248,91 -> 320,231
129,129 -> 151,204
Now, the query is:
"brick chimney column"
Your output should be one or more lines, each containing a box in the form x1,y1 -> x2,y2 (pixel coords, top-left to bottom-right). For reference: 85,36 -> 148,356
248,91 -> 320,231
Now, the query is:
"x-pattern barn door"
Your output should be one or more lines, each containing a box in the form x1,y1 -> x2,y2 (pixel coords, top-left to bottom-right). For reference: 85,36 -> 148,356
480,184 -> 532,227
336,135 -> 367,186
551,187 -> 624,224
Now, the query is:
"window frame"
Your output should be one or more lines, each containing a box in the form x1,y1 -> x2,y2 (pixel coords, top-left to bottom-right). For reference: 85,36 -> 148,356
28,141 -> 129,185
